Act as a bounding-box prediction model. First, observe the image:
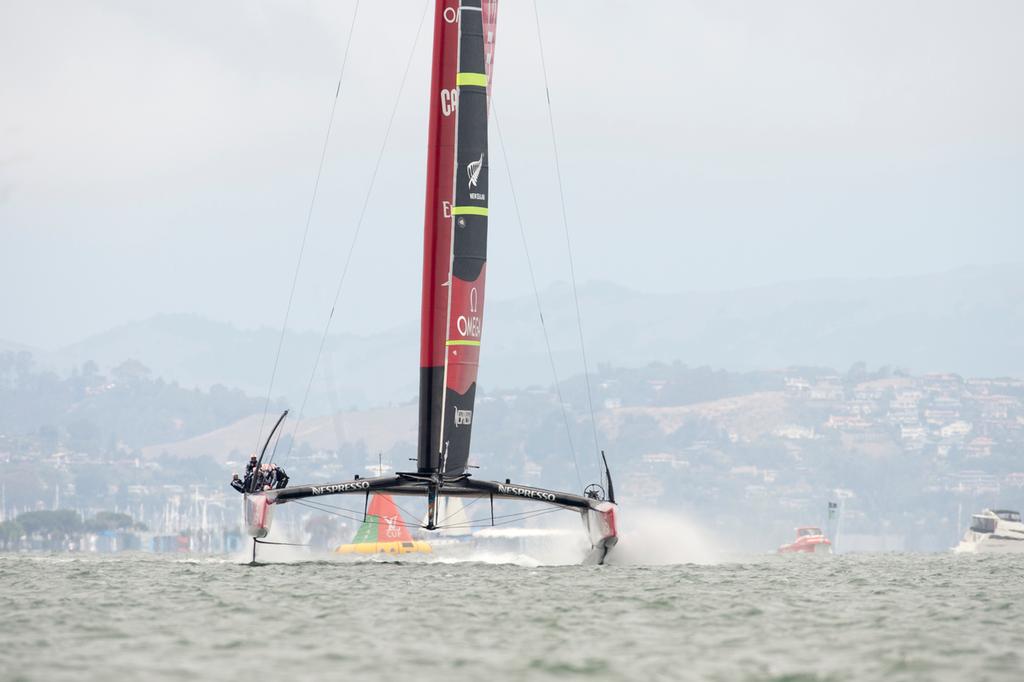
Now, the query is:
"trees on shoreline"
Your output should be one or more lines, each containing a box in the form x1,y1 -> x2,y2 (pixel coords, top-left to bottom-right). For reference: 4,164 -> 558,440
0,509 -> 145,551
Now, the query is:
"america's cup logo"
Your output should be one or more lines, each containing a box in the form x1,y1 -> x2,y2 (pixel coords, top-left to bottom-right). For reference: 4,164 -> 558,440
467,153 -> 484,189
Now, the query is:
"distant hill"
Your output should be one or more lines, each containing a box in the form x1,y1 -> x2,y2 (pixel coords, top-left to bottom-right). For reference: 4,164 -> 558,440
0,338 -> 33,353
0,352 -> 270,449
45,314 -> 409,410
27,264 -> 1024,412
141,405 -> 418,464
504,263 -> 1024,381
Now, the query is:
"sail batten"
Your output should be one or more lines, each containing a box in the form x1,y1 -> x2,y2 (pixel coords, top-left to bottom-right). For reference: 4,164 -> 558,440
418,0 -> 499,475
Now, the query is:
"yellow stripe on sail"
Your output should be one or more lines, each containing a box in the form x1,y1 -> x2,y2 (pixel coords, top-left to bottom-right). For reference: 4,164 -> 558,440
451,206 -> 488,216
446,340 -> 481,346
456,72 -> 488,87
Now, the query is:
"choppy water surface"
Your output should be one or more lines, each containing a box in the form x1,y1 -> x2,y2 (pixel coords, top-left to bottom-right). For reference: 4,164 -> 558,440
2,552 -> 1022,681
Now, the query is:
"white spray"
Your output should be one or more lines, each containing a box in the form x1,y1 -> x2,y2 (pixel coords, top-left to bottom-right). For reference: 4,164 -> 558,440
605,507 -> 721,566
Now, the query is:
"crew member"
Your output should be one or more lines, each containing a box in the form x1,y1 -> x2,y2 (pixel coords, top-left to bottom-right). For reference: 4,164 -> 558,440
230,473 -> 245,494
243,455 -> 258,490
266,464 -> 280,489
274,465 -> 289,489
266,463 -> 288,490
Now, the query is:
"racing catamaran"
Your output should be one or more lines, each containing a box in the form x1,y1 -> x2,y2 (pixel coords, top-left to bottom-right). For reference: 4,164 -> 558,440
243,0 -> 618,564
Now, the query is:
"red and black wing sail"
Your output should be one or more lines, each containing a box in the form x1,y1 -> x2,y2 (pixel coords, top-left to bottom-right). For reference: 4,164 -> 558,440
418,0 -> 498,475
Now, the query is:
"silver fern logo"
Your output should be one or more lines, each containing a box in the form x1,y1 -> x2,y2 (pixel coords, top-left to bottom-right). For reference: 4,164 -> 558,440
467,153 -> 484,188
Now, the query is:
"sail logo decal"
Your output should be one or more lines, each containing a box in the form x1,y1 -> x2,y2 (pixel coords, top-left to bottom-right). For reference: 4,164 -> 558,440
311,480 -> 370,496
454,407 -> 472,426
467,153 -> 484,190
383,514 -> 401,538
455,313 -> 481,338
441,88 -> 458,117
456,288 -> 481,338
498,484 -> 556,502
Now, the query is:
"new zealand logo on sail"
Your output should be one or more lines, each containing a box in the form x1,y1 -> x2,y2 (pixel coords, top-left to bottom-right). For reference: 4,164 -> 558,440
467,153 -> 485,201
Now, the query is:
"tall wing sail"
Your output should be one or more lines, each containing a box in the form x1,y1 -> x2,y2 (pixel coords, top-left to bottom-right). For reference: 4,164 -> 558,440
418,0 -> 498,475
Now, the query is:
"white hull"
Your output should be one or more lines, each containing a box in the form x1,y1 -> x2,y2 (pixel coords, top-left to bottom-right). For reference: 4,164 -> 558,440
954,509 -> 1024,553
243,493 -> 273,539
955,533 -> 1024,554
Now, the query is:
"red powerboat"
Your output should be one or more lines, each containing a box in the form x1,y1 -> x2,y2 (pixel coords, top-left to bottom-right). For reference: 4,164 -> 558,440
778,526 -> 832,554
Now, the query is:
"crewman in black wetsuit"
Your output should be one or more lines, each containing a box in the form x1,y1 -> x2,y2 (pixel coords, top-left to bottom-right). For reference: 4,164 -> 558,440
234,461 -> 289,492
273,465 -> 289,489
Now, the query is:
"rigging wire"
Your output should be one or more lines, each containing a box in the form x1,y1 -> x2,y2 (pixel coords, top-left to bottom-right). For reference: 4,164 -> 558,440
532,0 -> 603,480
280,0 -> 432,463
254,0 -> 363,455
436,495 -> 484,526
294,494 -> 559,525
492,102 -> 583,493
267,417 -> 286,465
294,499 -> 371,525
426,506 -> 564,531
292,498 -> 364,516
293,497 -> 565,531
388,496 -> 427,526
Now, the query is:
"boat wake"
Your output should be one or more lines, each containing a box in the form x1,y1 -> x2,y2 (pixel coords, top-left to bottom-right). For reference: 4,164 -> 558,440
239,507 -> 721,567
239,544 -> 570,568
239,524 -> 595,567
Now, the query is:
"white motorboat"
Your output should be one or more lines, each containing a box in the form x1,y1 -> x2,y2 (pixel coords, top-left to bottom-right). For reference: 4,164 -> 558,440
955,509 -> 1024,553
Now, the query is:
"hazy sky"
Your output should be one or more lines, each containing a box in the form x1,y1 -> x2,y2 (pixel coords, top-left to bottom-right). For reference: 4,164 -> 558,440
1,0 -> 1021,349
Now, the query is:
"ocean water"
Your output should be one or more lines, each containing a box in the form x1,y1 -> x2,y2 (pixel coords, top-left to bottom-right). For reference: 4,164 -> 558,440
2,551 -> 1022,681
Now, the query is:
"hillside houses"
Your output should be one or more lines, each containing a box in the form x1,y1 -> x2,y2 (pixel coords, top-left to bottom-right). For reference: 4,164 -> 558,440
783,371 -> 1023,461
4,359 -> 1023,553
